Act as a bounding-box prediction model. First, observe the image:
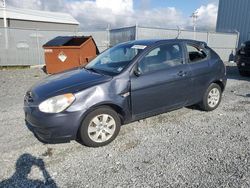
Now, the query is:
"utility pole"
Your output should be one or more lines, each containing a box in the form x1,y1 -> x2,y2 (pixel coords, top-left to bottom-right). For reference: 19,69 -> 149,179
1,0 -> 8,50
191,11 -> 198,39
1,0 -> 7,27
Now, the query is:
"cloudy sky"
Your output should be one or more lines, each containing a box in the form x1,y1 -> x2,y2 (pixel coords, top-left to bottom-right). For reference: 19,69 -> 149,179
6,0 -> 219,31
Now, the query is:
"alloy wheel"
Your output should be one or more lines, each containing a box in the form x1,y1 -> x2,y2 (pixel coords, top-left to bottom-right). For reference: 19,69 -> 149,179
207,88 -> 220,108
87,114 -> 116,143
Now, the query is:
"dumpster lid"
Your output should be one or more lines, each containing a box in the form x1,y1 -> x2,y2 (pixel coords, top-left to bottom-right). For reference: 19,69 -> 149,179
43,36 -> 73,47
43,36 -> 91,47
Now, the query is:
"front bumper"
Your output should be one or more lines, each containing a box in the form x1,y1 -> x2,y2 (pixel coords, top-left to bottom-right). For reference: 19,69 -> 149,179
24,106 -> 85,144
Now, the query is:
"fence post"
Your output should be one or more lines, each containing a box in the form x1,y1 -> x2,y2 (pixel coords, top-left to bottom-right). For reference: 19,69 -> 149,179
4,27 -> 8,65
135,23 -> 138,40
234,30 -> 240,49
106,24 -> 110,48
36,29 -> 42,65
207,32 -> 209,45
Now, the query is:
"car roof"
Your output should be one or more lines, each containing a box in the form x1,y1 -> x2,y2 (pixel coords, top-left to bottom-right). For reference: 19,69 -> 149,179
121,39 -> 207,47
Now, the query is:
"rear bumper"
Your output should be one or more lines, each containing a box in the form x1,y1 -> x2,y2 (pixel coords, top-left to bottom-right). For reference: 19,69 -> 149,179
24,107 -> 85,144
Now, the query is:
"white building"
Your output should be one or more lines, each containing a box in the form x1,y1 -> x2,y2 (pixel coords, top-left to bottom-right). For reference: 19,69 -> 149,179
0,7 -> 79,31
216,0 -> 250,46
0,6 -> 80,66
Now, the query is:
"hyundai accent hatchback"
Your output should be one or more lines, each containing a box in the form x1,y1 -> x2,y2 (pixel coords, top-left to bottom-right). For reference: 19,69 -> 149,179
24,39 -> 227,147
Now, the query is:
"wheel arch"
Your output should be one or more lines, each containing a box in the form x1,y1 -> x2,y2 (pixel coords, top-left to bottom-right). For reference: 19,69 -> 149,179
212,80 -> 225,92
75,103 -> 123,147
75,102 -> 127,142
97,103 -> 127,124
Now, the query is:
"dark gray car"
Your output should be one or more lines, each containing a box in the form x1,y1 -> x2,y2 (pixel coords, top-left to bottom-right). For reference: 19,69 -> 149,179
24,39 -> 227,147
236,41 -> 250,76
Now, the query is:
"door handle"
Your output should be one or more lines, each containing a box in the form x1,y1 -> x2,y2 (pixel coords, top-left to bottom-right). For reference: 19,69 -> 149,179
177,71 -> 187,77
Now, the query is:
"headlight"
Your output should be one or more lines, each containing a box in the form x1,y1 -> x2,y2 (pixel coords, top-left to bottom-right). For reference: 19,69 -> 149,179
39,93 -> 75,113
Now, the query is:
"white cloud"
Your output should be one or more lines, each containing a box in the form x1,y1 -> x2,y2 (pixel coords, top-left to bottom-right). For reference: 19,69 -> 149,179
135,8 -> 185,28
65,0 -> 133,29
6,0 -> 218,31
66,1 -> 185,30
95,0 -> 133,14
7,0 -> 66,11
193,3 -> 218,30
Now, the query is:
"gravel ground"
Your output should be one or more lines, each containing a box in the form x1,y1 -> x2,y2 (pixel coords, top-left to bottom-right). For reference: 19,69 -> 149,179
0,63 -> 249,188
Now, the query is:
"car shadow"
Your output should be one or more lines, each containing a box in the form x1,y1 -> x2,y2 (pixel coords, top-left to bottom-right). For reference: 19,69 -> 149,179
0,153 -> 57,188
226,63 -> 250,81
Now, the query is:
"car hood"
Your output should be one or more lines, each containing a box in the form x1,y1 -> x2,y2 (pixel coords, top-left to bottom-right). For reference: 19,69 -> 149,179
30,68 -> 112,100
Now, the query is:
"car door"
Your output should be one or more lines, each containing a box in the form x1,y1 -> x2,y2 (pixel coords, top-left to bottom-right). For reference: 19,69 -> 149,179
185,42 -> 212,104
130,42 -> 192,119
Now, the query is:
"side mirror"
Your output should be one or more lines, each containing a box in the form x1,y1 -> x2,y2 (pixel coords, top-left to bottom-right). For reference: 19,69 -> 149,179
134,67 -> 142,77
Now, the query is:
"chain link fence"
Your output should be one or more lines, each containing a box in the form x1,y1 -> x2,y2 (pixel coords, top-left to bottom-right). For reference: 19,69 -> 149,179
110,26 -> 239,62
0,28 -> 78,66
0,26 -> 239,66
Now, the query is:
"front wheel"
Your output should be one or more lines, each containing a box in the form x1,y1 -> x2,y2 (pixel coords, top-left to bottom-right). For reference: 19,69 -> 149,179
199,83 -> 222,111
79,107 -> 121,147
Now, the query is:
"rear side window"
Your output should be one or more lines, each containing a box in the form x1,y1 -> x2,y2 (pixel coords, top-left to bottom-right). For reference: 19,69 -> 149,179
138,43 -> 184,74
187,44 -> 207,63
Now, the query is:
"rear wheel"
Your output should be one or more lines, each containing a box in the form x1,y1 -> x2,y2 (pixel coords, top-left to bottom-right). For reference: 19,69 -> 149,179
200,83 -> 222,111
79,107 -> 121,147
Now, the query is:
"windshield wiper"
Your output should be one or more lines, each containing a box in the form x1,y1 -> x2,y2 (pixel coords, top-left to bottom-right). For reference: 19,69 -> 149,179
85,67 -> 99,73
84,67 -> 106,76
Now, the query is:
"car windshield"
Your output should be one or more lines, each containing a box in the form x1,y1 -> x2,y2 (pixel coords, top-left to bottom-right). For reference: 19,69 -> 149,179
85,43 -> 146,75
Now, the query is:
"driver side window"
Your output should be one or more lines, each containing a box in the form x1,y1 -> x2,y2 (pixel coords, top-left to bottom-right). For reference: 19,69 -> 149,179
138,43 -> 183,74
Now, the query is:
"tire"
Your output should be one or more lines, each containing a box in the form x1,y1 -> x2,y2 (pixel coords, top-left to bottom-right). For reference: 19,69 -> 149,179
79,106 -> 121,147
199,83 -> 222,111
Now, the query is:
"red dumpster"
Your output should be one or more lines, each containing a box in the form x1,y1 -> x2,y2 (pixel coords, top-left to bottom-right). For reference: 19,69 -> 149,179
43,36 -> 99,74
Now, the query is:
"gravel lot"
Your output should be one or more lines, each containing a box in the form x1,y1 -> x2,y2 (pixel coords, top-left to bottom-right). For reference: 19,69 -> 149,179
0,63 -> 249,188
